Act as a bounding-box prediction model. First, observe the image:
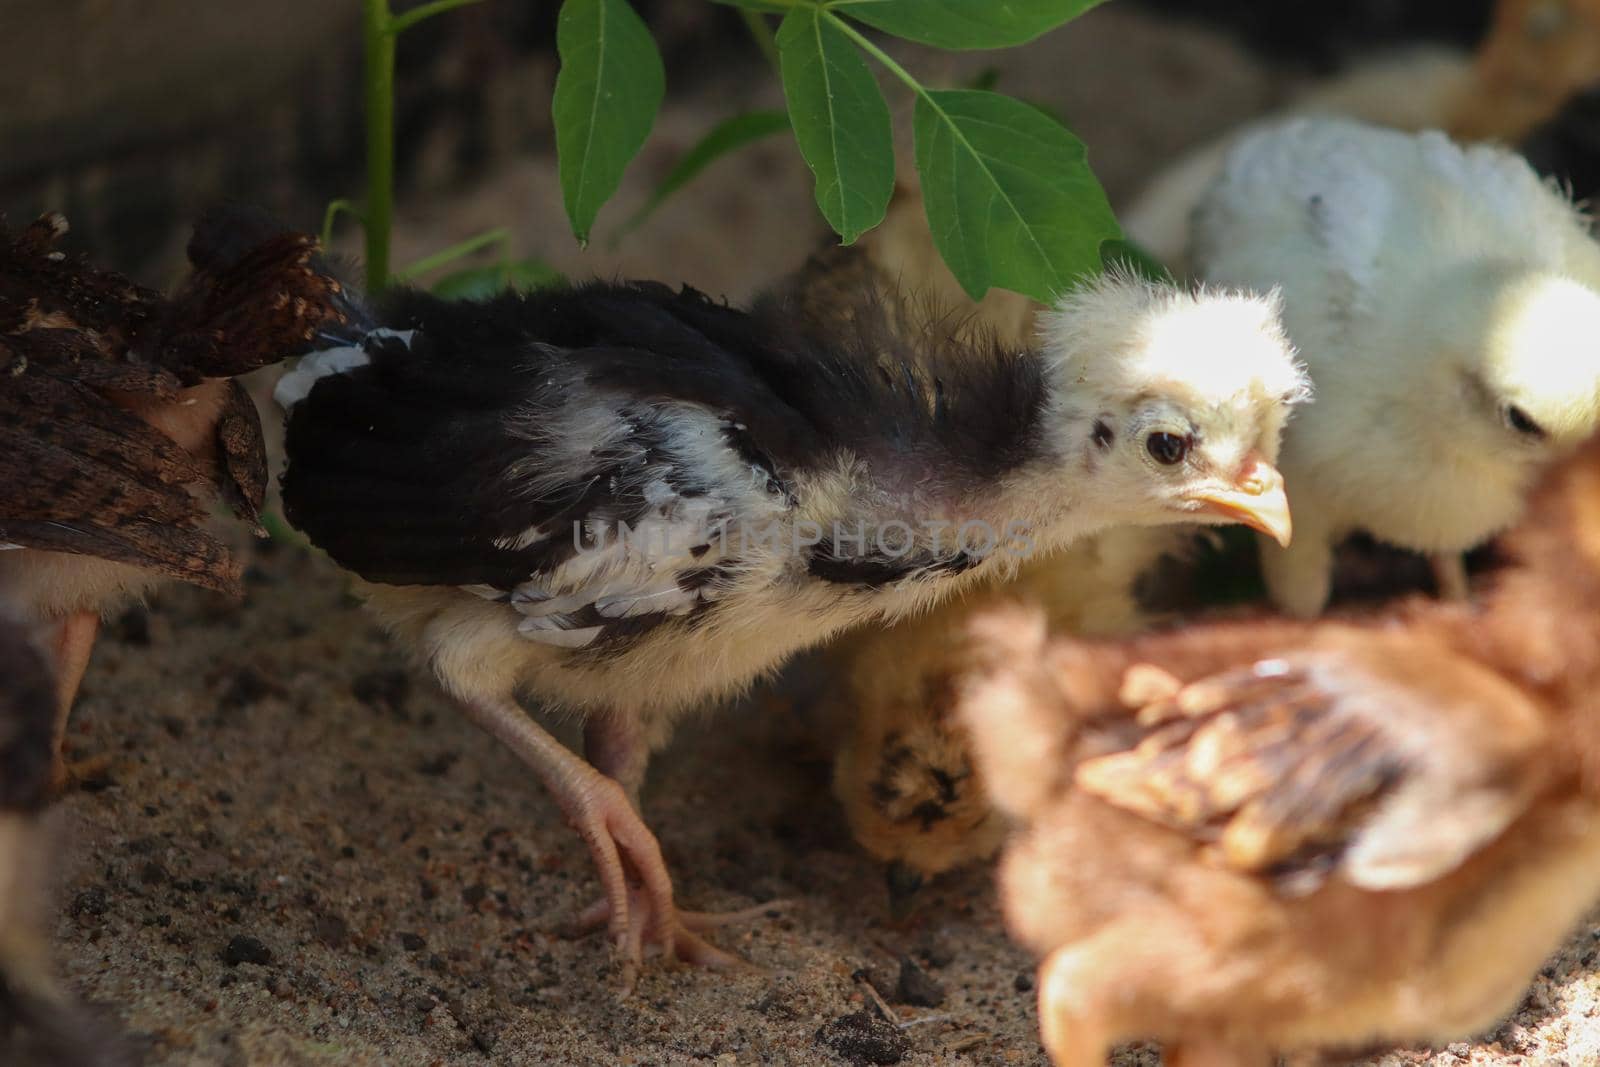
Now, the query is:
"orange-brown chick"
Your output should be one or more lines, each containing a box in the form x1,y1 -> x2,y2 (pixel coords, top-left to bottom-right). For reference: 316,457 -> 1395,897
829,529 -> 1178,917
0,209 -> 347,783
957,436 -> 1600,1067
850,179 -> 1038,349
1450,0 -> 1600,141
805,211 -> 1182,914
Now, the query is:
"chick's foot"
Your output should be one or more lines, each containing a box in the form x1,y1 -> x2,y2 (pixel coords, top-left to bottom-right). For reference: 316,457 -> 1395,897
456,694 -> 767,989
562,771 -> 748,981
1431,552 -> 1471,601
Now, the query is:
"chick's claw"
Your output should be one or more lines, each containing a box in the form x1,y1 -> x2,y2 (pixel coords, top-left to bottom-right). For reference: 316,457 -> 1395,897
559,776 -> 777,988
572,889 -> 764,985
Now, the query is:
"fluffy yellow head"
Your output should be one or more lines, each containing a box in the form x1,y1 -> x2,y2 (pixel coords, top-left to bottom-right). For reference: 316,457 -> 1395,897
1478,271 -> 1600,446
1035,272 -> 1309,543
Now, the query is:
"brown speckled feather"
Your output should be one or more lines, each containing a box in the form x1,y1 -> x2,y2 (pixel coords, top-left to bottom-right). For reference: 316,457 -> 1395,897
1077,662 -> 1405,884
1075,643 -> 1549,893
158,212 -> 350,382
213,378 -> 270,528
0,208 -> 345,593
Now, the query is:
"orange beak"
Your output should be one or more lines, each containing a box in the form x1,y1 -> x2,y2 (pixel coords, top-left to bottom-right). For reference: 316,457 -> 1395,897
1187,453 -> 1293,547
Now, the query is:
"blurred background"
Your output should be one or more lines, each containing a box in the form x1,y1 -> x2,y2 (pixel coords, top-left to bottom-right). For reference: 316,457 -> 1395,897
20,4 -> 1600,1064
1,0 -> 1500,289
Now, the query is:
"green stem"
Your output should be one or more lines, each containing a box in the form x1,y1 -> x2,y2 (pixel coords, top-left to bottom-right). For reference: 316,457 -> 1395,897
363,0 -> 396,291
394,227 -> 513,282
738,9 -> 781,73
824,11 -> 924,98
320,199 -> 365,247
391,0 -> 489,36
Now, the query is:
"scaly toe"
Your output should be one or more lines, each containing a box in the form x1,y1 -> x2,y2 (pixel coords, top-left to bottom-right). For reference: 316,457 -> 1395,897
678,898 -> 795,931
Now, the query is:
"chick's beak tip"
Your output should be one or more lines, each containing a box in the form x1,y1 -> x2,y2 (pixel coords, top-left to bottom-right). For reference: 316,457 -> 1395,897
1191,457 -> 1293,548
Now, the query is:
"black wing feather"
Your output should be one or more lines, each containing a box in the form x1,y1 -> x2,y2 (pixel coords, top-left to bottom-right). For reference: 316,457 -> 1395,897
282,261 -> 1048,598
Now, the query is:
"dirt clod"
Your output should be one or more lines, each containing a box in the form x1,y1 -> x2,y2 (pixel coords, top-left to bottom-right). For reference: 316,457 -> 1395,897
221,935 -> 273,967
815,1011 -> 908,1065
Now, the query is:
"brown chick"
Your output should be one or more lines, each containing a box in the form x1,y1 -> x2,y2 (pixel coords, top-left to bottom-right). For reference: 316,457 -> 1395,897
804,211 -> 1183,916
0,209 -> 346,785
829,534 -> 1173,919
1450,0 -> 1600,141
0,618 -> 133,1066
848,178 -> 1038,349
955,435 -> 1600,1066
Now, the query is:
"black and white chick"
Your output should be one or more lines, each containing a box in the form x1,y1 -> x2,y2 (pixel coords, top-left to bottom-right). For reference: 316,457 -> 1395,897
273,257 -> 1305,977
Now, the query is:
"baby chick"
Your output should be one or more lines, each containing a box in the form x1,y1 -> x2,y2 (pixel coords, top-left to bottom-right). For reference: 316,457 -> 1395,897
829,532 -> 1171,919
275,260 -> 1305,976
1122,47 -> 1479,271
0,209 -> 346,784
0,619 -> 132,1067
1128,0 -> 1600,274
957,434 -> 1600,1067
1451,0 -> 1600,142
1193,116 -> 1600,617
798,232 -> 1182,915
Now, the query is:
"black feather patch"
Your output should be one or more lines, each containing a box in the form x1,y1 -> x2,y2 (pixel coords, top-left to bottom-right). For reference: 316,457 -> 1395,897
282,271 -> 1049,607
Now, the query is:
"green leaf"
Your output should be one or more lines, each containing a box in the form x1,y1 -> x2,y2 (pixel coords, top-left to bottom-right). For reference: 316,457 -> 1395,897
776,6 -> 895,244
432,258 -> 565,300
1099,238 -> 1175,285
913,89 -> 1119,303
844,0 -> 1108,50
617,110 -> 790,239
553,0 -> 665,245
708,0 -> 792,12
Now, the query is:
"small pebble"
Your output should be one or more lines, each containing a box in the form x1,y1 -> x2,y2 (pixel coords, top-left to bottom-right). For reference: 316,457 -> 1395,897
72,887 -> 109,918
221,934 -> 273,967
313,913 -> 350,950
895,955 -> 945,1008
351,668 -> 410,716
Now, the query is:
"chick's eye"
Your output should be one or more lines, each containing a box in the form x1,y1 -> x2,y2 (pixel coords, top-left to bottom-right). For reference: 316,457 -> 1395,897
1505,405 -> 1545,438
1145,432 -> 1190,465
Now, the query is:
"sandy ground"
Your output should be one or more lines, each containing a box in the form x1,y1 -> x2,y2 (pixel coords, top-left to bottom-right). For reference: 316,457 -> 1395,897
46,7 -> 1600,1065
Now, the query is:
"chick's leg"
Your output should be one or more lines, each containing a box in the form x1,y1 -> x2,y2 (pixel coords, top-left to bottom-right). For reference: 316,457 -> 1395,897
1430,552 -> 1470,601
583,714 -> 649,809
457,696 -> 745,983
1034,941 -> 1119,1067
1257,528 -> 1334,620
577,713 -> 788,944
44,612 -> 100,792
1166,1043 -> 1272,1067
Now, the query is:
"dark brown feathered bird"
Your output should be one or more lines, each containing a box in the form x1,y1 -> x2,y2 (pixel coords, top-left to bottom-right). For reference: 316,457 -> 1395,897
957,435 -> 1600,1066
0,618 -> 134,1066
0,208 -> 347,786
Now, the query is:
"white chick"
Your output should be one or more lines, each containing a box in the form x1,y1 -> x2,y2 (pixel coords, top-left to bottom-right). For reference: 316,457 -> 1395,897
1192,116 -> 1600,617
